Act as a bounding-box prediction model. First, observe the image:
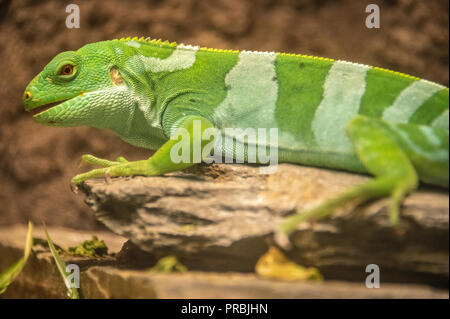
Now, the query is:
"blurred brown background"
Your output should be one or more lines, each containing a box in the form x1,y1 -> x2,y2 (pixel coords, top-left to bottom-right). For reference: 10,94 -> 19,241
0,0 -> 448,230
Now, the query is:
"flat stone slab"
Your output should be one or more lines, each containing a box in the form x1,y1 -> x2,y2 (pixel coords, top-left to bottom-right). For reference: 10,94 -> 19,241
78,163 -> 449,287
0,225 -> 447,298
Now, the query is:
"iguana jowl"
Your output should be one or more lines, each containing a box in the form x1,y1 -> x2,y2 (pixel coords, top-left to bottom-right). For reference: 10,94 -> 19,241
23,37 -> 449,234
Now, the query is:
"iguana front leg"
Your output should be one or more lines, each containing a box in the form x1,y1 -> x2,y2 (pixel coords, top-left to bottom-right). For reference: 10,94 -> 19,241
72,115 -> 214,184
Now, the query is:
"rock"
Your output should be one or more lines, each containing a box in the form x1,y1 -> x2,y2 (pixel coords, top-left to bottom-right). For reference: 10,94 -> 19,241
0,225 -> 127,298
79,163 -> 449,287
80,267 -> 448,299
0,225 -> 447,299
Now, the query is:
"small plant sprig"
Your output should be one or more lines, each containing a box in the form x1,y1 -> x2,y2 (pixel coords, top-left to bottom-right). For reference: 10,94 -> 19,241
44,227 -> 80,299
0,221 -> 34,295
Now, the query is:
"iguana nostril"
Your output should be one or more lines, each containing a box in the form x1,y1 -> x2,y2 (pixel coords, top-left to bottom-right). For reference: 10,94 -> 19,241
24,91 -> 32,100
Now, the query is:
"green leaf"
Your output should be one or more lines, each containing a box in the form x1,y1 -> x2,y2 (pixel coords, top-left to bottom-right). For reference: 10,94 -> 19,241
44,227 -> 80,299
255,246 -> 323,282
149,255 -> 187,273
0,221 -> 34,295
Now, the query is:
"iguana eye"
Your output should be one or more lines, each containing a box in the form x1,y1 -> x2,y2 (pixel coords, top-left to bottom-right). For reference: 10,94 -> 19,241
60,64 -> 74,76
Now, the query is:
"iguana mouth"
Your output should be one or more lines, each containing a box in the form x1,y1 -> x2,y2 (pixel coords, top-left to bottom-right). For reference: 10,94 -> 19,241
29,99 -> 69,116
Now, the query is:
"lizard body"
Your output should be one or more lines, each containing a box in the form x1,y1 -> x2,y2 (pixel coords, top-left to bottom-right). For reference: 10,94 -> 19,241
23,37 -> 449,233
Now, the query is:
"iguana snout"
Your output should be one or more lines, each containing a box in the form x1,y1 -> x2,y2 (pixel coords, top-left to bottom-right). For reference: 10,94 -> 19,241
23,46 -> 120,127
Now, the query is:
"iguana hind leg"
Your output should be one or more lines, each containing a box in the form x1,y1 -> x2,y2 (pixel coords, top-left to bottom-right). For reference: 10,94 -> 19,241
281,115 -> 419,235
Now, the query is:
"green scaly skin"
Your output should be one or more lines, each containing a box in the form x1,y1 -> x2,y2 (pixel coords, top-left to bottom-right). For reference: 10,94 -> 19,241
23,37 -> 449,236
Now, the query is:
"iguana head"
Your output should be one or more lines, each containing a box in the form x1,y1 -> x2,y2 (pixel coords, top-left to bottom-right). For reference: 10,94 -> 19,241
23,42 -> 131,128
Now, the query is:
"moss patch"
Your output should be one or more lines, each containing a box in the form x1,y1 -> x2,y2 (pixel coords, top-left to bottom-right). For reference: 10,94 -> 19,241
68,236 -> 108,258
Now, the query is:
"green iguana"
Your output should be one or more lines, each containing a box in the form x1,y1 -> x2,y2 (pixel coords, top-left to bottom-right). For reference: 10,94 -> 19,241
23,37 -> 449,234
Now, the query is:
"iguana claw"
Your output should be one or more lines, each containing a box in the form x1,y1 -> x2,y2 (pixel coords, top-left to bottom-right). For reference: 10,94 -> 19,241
72,154 -> 154,184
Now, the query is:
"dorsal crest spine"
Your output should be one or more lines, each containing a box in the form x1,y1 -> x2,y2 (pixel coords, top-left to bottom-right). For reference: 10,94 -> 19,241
113,36 -> 449,89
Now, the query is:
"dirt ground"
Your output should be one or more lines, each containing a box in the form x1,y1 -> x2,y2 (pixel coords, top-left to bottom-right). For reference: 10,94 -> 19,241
0,0 -> 448,230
